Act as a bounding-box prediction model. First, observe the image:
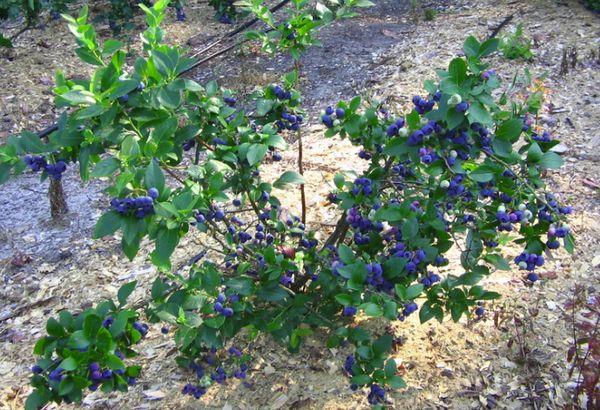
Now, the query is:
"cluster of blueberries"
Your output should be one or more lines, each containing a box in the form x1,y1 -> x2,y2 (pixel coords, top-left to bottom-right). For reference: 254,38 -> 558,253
276,111 -> 303,132
273,85 -> 292,100
24,155 -> 68,180
182,347 -> 249,399
515,252 -> 545,282
110,188 -> 158,219
88,361 -> 133,390
344,354 -> 387,403
418,147 -> 440,164
213,293 -> 234,317
351,177 -> 374,196
420,272 -> 441,287
532,131 -> 552,143
321,106 -> 345,128
412,93 -> 439,115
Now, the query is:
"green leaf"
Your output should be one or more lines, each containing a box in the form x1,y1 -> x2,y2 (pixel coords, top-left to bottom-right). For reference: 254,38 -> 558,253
527,142 -> 543,163
83,314 -> 102,339
335,294 -> 353,306
58,377 -> 74,395
337,244 -> 355,264
479,38 -> 499,57
467,101 -> 492,126
389,375 -> 407,388
91,157 -> 120,177
448,58 -> 467,84
93,211 -> 121,238
495,118 -> 522,142
46,318 -> 65,337
405,284 -> 424,299
491,138 -> 513,158
225,277 -> 256,296
59,90 -> 96,106
150,229 -> 180,271
484,254 -> 510,270
25,389 -> 49,410
145,159 -> 165,192
117,281 -> 137,306
463,36 -> 480,57
273,171 -> 304,189
350,374 -> 372,385
361,302 -> 383,317
247,144 -> 268,166
469,165 -> 496,182
58,356 -> 78,371
539,151 -> 564,169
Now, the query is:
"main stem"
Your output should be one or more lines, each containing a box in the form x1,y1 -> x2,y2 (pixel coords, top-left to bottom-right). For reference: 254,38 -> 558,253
293,63 -> 307,225
49,178 -> 68,219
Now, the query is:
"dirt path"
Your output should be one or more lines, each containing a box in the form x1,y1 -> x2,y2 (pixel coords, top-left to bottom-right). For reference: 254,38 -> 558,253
1,0 -> 599,409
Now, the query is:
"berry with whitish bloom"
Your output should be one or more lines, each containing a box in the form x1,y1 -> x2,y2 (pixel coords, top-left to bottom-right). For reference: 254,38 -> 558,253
222,307 -> 234,317
455,101 -> 469,113
224,97 -> 236,107
343,306 -> 357,316
335,108 -> 345,118
148,187 -> 159,200
527,272 -> 539,282
102,369 -> 113,379
32,365 -> 43,374
272,152 -> 282,161
475,306 -> 485,316
325,106 -> 334,115
89,362 -> 100,372
233,198 -> 241,207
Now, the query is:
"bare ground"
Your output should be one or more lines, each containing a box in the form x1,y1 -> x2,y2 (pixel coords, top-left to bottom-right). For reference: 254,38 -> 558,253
1,0 -> 599,409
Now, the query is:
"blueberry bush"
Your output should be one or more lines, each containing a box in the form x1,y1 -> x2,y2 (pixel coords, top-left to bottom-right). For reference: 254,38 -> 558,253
0,0 -> 575,408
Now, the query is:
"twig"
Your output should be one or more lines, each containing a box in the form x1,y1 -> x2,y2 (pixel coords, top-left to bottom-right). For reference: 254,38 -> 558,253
0,296 -> 56,323
487,14 -> 514,40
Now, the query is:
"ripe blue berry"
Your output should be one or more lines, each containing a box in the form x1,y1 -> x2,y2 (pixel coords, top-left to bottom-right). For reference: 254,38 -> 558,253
148,187 -> 159,200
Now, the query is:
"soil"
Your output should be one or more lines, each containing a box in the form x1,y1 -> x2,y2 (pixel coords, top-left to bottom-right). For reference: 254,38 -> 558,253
1,0 -> 599,409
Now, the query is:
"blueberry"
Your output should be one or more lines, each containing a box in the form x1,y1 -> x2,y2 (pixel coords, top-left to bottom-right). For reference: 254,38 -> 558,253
31,365 -> 43,374
335,108 -> 345,118
119,94 -> 129,103
233,198 -> 241,207
89,362 -> 100,372
148,187 -> 159,200
222,307 -> 234,317
161,326 -> 169,334
475,306 -> 484,316
455,101 -> 469,113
